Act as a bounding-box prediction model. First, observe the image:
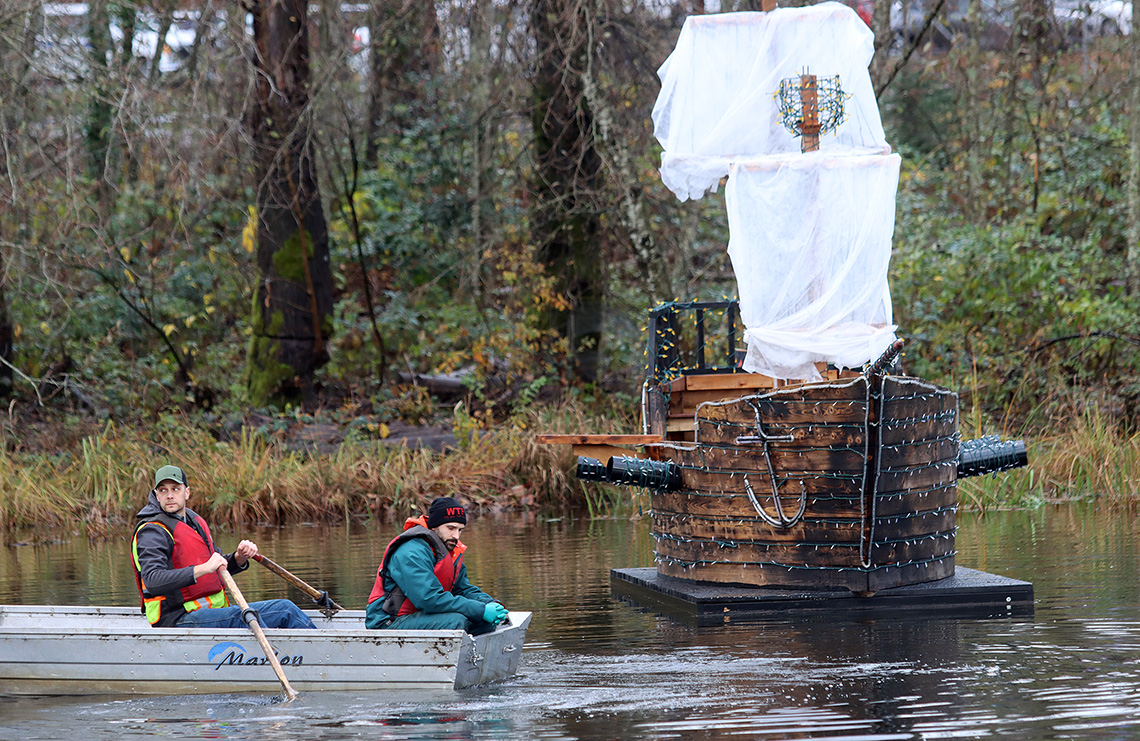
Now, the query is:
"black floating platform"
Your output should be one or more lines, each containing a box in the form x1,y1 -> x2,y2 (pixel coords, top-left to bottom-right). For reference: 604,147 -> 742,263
612,567 -> 1034,625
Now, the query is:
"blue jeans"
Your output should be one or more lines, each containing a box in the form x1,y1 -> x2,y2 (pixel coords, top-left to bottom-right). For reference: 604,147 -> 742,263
176,599 -> 316,629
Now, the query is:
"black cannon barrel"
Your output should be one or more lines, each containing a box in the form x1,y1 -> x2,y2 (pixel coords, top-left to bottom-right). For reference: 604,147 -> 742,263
956,435 -> 1028,478
606,456 -> 683,491
575,456 -> 610,483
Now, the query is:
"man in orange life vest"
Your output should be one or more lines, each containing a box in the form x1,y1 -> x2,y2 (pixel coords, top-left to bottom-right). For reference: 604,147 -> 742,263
365,497 -> 508,633
131,465 -> 316,629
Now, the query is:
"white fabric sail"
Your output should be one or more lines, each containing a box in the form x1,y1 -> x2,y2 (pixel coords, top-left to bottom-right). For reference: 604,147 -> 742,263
726,153 -> 900,381
653,2 -> 889,202
652,3 -> 900,380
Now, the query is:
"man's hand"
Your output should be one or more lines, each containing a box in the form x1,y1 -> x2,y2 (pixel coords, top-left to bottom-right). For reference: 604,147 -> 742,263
482,602 -> 509,625
232,539 -> 258,567
193,552 -> 228,581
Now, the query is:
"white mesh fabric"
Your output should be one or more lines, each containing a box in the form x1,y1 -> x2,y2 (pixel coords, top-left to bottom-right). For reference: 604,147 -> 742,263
653,2 -> 888,202
652,3 -> 901,379
726,153 -> 900,381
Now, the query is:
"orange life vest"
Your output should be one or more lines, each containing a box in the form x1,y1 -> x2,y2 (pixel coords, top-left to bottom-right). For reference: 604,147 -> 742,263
131,511 -> 229,625
367,516 -> 467,617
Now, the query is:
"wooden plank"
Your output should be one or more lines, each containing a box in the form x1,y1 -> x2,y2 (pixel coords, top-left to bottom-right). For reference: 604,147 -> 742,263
665,471 -> 862,499
880,417 -> 958,446
869,535 -> 955,566
878,461 -> 957,491
536,434 -> 662,445
667,417 -> 695,432
870,508 -> 956,539
651,507 -> 954,543
657,538 -> 867,568
698,399 -> 869,426
651,483 -> 957,520
687,445 -> 866,476
696,420 -> 865,447
572,444 -> 650,462
874,484 -> 957,516
646,384 -> 668,438
651,513 -> 863,543
866,555 -> 955,591
656,559 -> 872,590
656,536 -> 954,570
681,373 -> 776,391
879,438 -> 958,468
671,388 -> 773,414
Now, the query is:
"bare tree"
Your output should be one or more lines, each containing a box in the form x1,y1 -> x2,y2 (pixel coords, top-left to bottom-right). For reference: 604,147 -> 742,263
245,0 -> 336,406
1130,0 -> 1140,293
364,0 -> 441,163
530,0 -> 605,382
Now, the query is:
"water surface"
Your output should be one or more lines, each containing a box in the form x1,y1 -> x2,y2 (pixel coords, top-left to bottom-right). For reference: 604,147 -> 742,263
2,505 -> 1140,739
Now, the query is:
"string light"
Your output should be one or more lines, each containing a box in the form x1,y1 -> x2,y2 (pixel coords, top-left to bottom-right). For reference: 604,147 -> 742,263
611,300 -> 1012,585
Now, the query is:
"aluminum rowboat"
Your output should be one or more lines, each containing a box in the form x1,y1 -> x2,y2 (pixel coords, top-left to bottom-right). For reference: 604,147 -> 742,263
0,605 -> 531,695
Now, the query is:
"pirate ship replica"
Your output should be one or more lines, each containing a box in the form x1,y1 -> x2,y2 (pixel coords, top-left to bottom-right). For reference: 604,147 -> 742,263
539,2 -> 1029,601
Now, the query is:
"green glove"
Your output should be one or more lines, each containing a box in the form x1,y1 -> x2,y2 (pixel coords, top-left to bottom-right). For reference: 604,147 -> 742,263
482,602 -> 509,625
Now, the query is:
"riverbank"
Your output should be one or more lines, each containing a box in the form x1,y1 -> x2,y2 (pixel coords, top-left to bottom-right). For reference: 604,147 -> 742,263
0,399 -> 638,538
1,399 -> 1136,537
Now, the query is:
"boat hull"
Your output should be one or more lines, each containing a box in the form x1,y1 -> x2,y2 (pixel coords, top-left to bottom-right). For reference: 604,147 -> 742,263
649,375 -> 958,592
0,605 -> 530,695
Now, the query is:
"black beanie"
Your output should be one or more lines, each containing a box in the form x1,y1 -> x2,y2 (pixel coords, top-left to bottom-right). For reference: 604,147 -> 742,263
427,497 -> 467,529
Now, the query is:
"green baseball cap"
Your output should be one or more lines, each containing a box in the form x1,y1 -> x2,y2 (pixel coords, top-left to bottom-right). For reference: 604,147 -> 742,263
154,465 -> 188,487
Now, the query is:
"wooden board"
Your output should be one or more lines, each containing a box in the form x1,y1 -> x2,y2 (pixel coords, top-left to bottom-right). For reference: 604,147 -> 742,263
655,535 -> 954,569
536,434 -> 662,445
651,507 -> 955,542
572,444 -> 651,462
666,417 -> 696,432
681,373 -> 777,391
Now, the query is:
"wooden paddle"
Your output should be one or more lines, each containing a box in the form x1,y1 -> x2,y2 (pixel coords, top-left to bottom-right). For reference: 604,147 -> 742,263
218,568 -> 299,702
252,553 -> 344,618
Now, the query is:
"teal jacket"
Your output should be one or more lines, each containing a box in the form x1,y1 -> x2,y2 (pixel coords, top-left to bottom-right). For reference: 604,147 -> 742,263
365,537 -> 494,629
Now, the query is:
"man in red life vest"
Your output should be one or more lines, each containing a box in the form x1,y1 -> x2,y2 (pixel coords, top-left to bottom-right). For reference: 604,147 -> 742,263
131,465 -> 316,629
365,497 -> 508,633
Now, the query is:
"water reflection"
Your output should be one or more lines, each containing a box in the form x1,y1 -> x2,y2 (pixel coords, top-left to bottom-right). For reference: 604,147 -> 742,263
3,506 -> 1140,739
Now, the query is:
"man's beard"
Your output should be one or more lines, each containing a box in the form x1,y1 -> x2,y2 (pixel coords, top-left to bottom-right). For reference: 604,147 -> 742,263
444,538 -> 458,551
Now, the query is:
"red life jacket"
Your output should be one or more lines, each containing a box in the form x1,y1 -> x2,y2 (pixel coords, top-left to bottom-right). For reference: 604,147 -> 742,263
367,515 -> 467,617
131,510 -> 229,625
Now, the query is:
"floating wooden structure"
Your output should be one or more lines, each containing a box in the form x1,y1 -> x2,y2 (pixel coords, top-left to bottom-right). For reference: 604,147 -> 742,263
542,303 -> 1027,595
539,3 -> 1028,600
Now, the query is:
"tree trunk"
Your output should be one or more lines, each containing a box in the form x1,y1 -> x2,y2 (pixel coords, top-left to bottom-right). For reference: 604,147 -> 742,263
85,0 -> 114,194
964,0 -> 983,222
1130,0 -> 1140,294
530,0 -> 605,382
364,0 -> 442,163
245,0 -> 335,406
870,0 -> 891,92
579,3 -> 671,301
467,0 -> 494,300
0,4 -> 42,398
0,247 -> 11,399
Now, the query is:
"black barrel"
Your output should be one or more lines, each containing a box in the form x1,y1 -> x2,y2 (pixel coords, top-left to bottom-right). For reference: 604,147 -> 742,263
957,435 -> 1028,478
606,456 -> 683,491
575,456 -> 610,483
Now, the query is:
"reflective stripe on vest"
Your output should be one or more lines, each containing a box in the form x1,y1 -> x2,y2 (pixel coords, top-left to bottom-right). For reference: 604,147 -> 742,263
132,513 -> 229,625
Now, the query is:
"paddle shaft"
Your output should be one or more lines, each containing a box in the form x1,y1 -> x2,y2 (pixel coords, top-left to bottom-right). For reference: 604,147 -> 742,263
252,554 -> 344,616
218,568 -> 298,701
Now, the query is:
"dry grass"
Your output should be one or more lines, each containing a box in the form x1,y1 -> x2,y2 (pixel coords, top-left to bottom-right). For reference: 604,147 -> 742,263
9,394 -> 1128,535
0,400 -> 643,537
958,403 -> 1140,512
